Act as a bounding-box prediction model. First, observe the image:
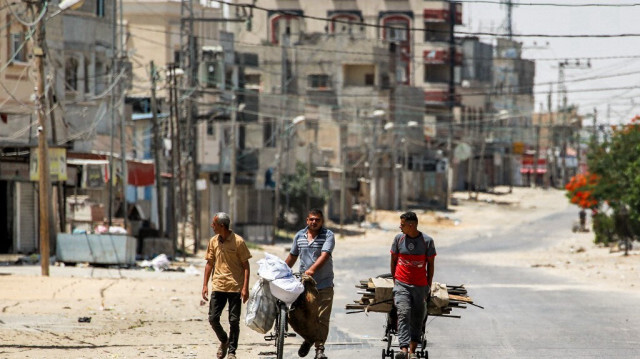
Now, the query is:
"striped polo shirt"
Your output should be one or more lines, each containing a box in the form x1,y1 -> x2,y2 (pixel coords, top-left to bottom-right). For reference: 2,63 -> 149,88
290,226 -> 335,290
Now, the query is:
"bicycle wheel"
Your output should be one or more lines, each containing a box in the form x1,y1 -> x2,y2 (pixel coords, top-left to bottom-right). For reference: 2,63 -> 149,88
276,302 -> 287,359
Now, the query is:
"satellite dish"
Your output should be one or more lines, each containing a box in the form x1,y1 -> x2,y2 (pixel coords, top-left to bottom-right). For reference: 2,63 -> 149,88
454,143 -> 472,161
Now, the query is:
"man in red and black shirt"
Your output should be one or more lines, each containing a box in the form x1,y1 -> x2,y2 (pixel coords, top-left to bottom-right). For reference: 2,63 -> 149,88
390,211 -> 436,359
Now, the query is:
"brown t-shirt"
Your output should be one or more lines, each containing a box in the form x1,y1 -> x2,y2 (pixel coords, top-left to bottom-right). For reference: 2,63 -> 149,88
205,232 -> 252,292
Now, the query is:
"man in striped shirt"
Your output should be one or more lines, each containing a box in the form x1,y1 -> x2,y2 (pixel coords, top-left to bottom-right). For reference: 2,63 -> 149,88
390,211 -> 436,359
286,208 -> 335,359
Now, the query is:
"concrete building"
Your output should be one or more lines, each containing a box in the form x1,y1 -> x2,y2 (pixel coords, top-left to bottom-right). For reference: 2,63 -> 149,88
0,0 -> 118,254
224,0 -> 459,218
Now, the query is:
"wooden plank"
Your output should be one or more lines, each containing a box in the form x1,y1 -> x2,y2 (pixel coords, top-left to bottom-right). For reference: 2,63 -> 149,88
449,294 -> 473,303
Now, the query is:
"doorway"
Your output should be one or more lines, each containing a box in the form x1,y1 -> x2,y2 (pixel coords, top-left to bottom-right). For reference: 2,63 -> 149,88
0,181 -> 14,253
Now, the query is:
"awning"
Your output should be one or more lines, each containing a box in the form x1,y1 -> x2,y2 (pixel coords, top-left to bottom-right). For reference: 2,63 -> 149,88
520,166 -> 547,174
66,154 -> 156,187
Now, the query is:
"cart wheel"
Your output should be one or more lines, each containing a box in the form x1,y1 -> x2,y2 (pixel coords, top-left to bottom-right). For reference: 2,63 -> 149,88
382,348 -> 386,359
423,350 -> 428,359
389,349 -> 394,358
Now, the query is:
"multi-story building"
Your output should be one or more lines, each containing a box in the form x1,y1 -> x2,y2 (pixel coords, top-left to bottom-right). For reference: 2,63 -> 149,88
0,2 -> 45,253
0,0 -> 117,254
491,38 -> 535,187
224,0 -> 460,219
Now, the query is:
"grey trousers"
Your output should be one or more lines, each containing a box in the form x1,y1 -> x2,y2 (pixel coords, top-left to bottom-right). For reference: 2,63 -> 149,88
393,281 -> 428,349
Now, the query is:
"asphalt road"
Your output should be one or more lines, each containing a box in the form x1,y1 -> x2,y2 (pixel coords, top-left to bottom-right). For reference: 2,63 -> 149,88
321,207 -> 640,358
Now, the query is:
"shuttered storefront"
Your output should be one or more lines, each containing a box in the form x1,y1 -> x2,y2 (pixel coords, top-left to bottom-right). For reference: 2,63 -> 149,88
17,182 -> 37,253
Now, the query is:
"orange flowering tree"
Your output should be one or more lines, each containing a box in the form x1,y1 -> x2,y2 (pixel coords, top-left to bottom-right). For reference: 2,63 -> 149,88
565,172 -> 599,209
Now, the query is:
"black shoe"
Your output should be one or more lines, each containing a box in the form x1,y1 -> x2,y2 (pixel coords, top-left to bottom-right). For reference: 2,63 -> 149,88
314,347 -> 327,359
298,341 -> 312,357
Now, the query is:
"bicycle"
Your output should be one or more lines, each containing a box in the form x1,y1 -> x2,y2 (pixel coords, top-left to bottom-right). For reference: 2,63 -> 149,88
263,272 -> 302,359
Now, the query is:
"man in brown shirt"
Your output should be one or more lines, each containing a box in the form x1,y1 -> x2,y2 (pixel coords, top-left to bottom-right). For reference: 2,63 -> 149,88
202,212 -> 252,359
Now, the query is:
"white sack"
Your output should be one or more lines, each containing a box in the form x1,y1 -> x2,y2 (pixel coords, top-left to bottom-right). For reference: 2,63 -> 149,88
430,281 -> 449,308
257,252 -> 292,281
245,278 -> 277,334
269,276 -> 304,307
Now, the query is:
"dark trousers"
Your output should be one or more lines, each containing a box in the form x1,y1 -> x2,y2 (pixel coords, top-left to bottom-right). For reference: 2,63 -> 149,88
209,291 -> 241,354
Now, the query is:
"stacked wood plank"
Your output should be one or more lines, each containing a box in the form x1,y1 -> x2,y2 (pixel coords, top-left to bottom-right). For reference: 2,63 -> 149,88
345,278 -> 477,319
345,277 -> 394,313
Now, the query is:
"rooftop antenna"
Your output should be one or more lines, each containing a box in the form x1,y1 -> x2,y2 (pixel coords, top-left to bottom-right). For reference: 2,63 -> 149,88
500,0 -> 516,39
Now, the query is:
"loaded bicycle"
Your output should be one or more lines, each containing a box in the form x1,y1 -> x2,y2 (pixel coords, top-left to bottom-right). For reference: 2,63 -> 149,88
262,272 -> 303,359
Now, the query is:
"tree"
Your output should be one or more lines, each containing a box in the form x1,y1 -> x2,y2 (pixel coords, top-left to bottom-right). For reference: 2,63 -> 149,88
279,161 -> 328,229
573,116 -> 640,245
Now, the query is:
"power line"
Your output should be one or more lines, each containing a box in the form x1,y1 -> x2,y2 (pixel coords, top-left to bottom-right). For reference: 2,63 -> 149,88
214,0 -> 640,38
457,0 -> 640,7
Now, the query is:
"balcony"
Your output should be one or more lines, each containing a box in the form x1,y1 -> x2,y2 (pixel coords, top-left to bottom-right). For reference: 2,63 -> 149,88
424,84 -> 460,107
423,3 -> 462,25
423,48 -> 462,65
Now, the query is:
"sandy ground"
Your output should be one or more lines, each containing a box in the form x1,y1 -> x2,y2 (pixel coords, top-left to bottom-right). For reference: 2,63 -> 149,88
1,186 -> 638,358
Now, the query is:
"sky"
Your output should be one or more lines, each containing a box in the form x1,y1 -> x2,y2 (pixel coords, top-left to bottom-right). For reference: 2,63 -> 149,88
459,0 -> 640,125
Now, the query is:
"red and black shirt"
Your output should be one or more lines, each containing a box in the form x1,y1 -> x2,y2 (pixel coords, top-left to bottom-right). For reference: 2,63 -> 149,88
390,232 -> 437,287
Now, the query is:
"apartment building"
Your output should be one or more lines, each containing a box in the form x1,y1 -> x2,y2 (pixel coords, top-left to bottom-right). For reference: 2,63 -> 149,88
215,0 -> 461,217
0,1 -> 117,254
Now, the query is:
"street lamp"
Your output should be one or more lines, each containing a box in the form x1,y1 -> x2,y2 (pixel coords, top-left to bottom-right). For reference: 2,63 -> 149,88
272,115 -> 306,243
383,121 -> 419,210
368,110 -> 385,220
32,0 -> 85,276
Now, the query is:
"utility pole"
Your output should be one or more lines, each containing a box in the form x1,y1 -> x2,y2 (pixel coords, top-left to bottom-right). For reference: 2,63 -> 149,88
168,64 -> 179,254
150,61 -> 164,236
544,86 -> 552,189
339,112 -> 346,237
502,0 -> 514,40
389,41 -> 399,210
446,0 -> 457,209
533,124 -> 540,188
108,0 -> 117,226
229,94 -> 237,223
273,32 -> 289,242
557,59 -> 590,187
33,1 -> 51,276
181,0 -> 199,253
119,0 -> 127,232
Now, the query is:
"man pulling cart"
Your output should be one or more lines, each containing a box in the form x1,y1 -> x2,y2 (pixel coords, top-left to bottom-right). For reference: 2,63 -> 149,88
389,211 -> 436,359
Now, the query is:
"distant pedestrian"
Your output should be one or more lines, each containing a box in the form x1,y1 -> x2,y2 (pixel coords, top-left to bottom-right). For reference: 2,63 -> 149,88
390,211 -> 436,359
285,208 -> 335,359
202,212 -> 252,359
579,209 -> 587,231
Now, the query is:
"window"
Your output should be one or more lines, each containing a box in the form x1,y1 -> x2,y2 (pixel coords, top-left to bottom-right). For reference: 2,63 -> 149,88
329,13 -> 363,35
270,15 -> 302,45
385,24 -> 408,42
424,23 -> 449,43
207,121 -> 216,137
84,58 -> 91,94
263,120 -> 276,148
65,58 -> 79,92
308,74 -> 330,89
96,0 -> 105,17
10,33 -> 28,63
344,64 -> 376,87
365,74 -> 375,86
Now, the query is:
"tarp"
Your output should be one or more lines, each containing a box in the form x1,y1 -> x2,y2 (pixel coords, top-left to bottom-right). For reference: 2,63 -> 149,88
127,160 -> 155,186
